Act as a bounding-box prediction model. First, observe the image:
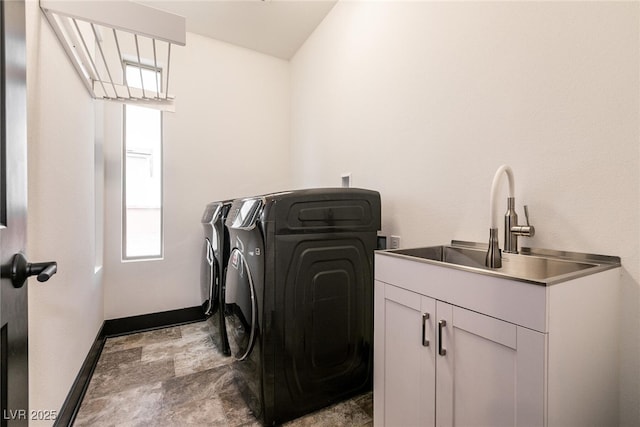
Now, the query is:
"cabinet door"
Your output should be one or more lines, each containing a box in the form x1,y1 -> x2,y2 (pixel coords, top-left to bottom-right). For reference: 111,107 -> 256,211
435,302 -> 545,427
374,281 -> 436,426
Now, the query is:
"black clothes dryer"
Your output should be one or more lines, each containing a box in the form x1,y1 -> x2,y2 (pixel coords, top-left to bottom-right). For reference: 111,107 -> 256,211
200,200 -> 233,356
223,188 -> 381,425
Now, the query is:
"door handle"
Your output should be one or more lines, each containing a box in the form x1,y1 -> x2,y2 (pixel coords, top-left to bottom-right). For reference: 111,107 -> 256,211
422,313 -> 430,347
1,253 -> 57,288
438,320 -> 447,356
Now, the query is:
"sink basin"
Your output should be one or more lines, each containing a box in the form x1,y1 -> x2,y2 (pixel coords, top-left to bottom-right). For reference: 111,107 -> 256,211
385,242 -> 619,284
391,246 -> 487,269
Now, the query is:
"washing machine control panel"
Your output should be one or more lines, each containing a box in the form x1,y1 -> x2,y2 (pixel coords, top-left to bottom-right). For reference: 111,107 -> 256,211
228,198 -> 263,229
201,203 -> 221,224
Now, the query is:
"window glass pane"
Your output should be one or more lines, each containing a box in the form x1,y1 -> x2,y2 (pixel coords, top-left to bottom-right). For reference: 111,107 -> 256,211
126,64 -> 161,93
124,103 -> 162,259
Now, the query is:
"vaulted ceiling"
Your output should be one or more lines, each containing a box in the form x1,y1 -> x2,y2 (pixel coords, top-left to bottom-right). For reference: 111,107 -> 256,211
141,0 -> 337,60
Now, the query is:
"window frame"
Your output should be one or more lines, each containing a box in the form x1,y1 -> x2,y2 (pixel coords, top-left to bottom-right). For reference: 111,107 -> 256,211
121,63 -> 164,261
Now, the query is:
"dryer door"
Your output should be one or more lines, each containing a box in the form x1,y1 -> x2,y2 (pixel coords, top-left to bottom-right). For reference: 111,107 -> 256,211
224,248 -> 257,360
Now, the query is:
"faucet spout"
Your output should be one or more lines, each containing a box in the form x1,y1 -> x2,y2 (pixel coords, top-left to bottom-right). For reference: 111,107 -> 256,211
489,165 -> 515,230
485,165 -> 534,268
485,165 -> 515,268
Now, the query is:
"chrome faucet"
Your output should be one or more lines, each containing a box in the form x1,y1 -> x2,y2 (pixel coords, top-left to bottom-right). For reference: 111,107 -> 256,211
485,165 -> 535,268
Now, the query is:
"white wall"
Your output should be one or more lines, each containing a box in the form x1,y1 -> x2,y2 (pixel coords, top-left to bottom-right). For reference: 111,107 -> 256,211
103,33 -> 291,319
25,0 -> 104,423
290,2 -> 639,425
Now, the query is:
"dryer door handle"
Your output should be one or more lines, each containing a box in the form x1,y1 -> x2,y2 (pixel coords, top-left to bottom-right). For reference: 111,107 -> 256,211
206,239 -> 214,264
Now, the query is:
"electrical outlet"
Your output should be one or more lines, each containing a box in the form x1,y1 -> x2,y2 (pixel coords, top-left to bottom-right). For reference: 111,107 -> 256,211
390,235 -> 401,249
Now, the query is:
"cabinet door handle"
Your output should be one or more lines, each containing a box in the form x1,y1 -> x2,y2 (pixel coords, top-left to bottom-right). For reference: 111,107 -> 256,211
422,313 -> 430,347
438,320 -> 447,356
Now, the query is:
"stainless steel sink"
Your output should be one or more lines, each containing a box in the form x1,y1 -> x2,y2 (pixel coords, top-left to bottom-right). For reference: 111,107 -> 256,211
391,246 -> 487,269
383,241 -> 620,285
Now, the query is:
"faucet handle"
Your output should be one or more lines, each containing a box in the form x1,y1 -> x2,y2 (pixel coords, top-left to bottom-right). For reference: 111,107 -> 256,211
512,205 -> 535,237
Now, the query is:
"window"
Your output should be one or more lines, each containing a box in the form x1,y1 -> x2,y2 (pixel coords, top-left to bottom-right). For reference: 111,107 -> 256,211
123,64 -> 163,259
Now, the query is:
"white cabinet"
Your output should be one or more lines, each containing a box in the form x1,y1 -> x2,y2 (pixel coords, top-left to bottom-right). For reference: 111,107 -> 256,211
374,251 -> 620,427
436,298 -> 545,427
377,285 -> 435,426
375,282 -> 544,427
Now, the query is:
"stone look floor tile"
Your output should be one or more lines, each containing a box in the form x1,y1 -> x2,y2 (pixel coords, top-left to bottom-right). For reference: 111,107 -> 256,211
180,320 -> 213,338
217,374 -> 259,426
84,358 -> 175,400
74,321 -> 373,426
353,391 -> 373,418
140,323 -> 233,376
161,366 -> 229,406
102,326 -> 182,354
159,369 -> 230,426
75,382 -> 164,427
173,337 -> 232,376
282,399 -> 371,427
140,335 -> 208,364
141,332 -> 225,363
95,347 -> 142,371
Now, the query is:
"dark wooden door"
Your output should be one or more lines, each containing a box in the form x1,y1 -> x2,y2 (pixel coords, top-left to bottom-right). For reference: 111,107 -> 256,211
0,0 -> 28,425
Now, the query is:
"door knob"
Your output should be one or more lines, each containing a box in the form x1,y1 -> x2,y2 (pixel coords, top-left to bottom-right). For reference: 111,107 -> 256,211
1,253 -> 57,288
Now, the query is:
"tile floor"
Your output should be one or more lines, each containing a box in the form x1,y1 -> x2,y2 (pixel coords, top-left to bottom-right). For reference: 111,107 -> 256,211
74,319 -> 373,426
